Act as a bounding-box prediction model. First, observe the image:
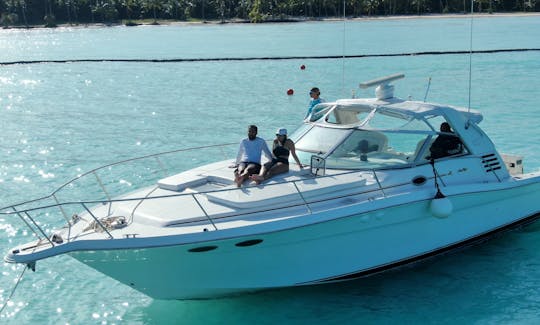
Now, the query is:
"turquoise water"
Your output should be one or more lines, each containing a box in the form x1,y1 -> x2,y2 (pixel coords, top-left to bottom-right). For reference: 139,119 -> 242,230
1,15 -> 540,324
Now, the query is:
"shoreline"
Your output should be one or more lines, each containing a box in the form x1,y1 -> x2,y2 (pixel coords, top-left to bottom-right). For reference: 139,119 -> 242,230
2,12 -> 540,30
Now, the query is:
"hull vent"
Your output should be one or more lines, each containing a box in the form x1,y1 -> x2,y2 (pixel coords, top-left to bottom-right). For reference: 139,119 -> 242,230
481,153 -> 502,173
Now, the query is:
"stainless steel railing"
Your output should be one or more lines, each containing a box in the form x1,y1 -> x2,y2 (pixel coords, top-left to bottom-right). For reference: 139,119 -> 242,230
1,143 -> 239,246
0,172 -> 399,249
2,143 -> 435,250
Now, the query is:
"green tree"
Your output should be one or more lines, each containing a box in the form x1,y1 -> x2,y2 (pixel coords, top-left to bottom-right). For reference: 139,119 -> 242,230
18,0 -> 28,26
364,0 -> 380,15
92,0 -> 119,23
141,0 -> 162,22
411,0 -> 427,14
121,0 -> 140,22
249,0 -> 263,22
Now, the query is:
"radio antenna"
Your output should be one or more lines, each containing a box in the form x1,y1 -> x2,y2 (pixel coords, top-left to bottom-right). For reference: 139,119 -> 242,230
423,77 -> 432,102
341,0 -> 346,97
465,0 -> 474,129
467,0 -> 474,114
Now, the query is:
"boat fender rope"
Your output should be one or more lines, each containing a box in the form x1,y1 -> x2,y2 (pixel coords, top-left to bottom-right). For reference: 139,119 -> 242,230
429,159 -> 453,218
430,159 -> 445,198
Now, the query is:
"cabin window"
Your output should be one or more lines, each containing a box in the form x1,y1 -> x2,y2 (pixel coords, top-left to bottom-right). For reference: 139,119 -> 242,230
330,105 -> 373,125
309,103 -> 333,122
423,116 -> 469,160
425,115 -> 450,132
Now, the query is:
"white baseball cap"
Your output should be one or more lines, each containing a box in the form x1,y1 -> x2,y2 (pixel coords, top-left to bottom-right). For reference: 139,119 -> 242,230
276,128 -> 287,136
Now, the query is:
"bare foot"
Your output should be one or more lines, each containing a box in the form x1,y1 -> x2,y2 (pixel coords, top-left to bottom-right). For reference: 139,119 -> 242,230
250,175 -> 263,185
235,174 -> 242,187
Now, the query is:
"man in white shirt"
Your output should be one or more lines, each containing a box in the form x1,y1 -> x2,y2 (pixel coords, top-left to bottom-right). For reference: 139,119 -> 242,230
234,125 -> 272,187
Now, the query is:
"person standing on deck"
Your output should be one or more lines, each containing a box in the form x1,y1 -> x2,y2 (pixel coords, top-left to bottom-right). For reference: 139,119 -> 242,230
305,87 -> 324,120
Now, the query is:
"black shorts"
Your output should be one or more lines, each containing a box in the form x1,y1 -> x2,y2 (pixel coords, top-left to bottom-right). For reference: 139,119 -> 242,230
235,162 -> 261,175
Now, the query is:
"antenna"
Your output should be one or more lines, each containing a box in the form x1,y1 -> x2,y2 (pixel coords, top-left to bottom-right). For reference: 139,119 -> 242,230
466,0 -> 474,128
423,77 -> 432,102
359,73 -> 405,100
341,0 -> 346,97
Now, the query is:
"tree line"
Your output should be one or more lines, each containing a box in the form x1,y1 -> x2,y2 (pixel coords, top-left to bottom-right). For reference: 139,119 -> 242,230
1,0 -> 538,27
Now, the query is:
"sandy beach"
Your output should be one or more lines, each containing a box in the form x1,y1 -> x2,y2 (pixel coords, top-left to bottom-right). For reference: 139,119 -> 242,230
2,11 -> 540,30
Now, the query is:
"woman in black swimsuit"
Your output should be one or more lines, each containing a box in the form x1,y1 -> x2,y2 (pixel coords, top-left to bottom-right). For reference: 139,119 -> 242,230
250,128 -> 303,184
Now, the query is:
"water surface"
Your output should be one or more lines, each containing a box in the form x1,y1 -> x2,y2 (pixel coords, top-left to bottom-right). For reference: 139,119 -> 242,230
1,15 -> 540,324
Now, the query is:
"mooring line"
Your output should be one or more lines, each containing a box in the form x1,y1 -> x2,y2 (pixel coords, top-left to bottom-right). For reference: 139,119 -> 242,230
1,48 -> 539,66
0,265 -> 28,316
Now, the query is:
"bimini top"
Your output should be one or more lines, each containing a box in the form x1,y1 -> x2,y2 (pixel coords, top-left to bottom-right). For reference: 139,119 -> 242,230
307,97 -> 483,128
295,76 -> 493,170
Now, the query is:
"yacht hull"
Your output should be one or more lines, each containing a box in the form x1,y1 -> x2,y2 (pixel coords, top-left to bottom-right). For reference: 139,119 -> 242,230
68,182 -> 540,299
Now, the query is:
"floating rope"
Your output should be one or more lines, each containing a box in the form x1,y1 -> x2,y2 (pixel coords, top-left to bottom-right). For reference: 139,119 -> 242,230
1,48 -> 539,66
0,265 -> 28,316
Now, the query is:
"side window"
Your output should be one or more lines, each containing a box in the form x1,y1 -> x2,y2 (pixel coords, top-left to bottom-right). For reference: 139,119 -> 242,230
427,120 -> 468,160
309,104 -> 332,122
325,110 -> 339,124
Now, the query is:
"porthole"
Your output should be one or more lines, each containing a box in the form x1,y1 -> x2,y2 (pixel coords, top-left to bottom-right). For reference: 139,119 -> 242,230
412,175 -> 427,186
188,245 -> 218,253
235,239 -> 263,247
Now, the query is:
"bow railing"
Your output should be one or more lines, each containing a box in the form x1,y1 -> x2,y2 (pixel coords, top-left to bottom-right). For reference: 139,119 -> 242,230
1,143 -> 434,250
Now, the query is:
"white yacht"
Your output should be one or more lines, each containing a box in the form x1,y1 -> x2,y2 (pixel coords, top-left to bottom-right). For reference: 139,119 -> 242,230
3,74 -> 540,299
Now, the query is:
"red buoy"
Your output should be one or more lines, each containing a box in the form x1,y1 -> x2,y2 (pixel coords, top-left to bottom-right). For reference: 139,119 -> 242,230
287,88 -> 294,95
300,64 -> 306,70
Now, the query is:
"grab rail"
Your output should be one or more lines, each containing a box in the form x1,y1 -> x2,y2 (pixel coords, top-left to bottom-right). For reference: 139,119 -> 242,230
192,194 -> 218,231
0,165 -> 415,245
1,142 -> 238,212
1,143 -> 460,244
2,168 -> 388,215
292,181 -> 312,215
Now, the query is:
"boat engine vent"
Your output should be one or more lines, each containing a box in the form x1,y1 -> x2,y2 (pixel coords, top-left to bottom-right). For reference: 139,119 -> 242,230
481,153 -> 502,173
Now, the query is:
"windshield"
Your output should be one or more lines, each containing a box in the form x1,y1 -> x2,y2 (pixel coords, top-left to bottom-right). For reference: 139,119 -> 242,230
294,127 -> 349,163
294,103 -> 469,169
324,129 -> 433,169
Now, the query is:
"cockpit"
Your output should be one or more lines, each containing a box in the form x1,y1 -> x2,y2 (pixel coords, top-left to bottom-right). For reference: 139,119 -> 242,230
290,100 -> 469,170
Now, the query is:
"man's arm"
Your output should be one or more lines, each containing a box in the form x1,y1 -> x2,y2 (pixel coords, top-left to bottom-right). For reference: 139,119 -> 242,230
235,140 -> 245,164
261,139 -> 273,160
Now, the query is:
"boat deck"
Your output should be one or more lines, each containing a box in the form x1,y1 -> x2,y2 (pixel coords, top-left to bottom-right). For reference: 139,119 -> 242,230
62,160 -> 390,241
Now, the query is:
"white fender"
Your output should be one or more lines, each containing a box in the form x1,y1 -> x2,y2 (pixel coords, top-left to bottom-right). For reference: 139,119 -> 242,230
430,197 -> 453,218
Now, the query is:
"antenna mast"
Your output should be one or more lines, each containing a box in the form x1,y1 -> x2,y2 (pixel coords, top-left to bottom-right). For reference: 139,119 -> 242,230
467,0 -> 474,114
341,0 -> 346,97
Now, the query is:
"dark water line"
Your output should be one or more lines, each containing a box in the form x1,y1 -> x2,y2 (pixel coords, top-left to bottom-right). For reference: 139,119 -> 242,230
1,48 -> 540,66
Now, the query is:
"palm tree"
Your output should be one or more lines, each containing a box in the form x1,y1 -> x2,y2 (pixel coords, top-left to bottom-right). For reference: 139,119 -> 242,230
364,0 -> 380,15
19,0 -> 28,27
141,0 -> 161,23
122,0 -> 139,22
44,0 -> 57,26
249,0 -> 262,22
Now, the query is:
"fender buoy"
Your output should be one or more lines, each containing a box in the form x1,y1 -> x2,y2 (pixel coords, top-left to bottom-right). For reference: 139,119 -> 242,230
287,88 -> 294,95
430,197 -> 453,218
300,64 -> 306,70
